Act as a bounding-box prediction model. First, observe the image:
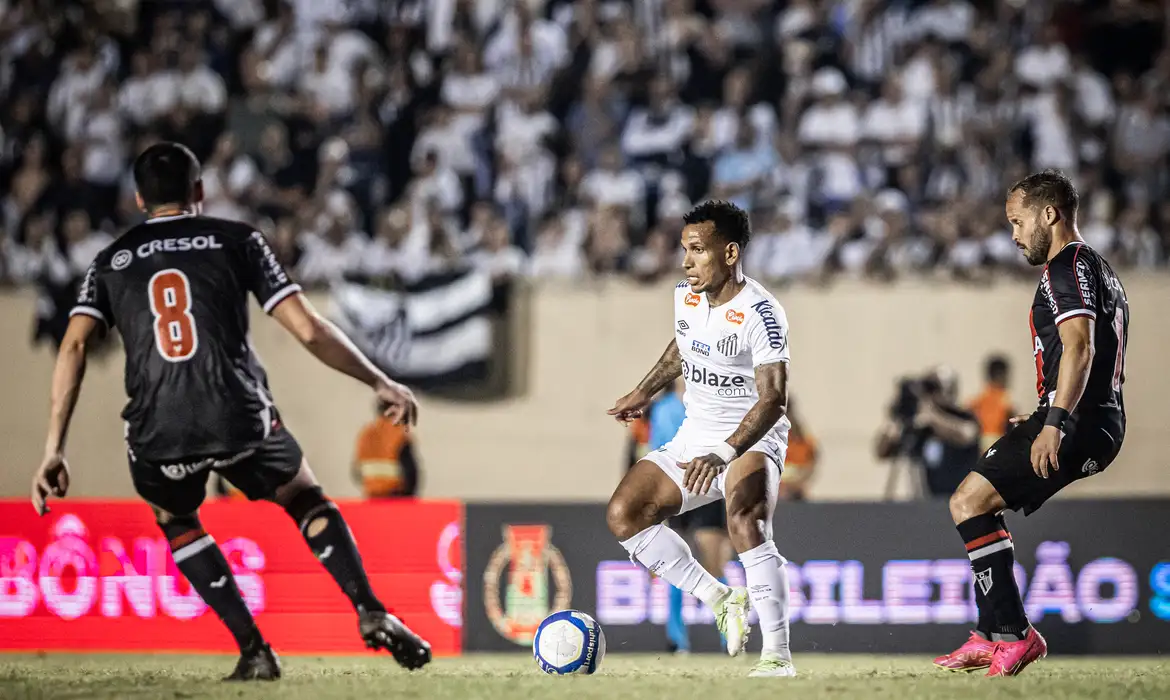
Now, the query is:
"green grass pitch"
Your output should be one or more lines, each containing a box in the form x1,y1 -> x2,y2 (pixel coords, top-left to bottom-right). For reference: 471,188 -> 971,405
1,653 -> 1168,699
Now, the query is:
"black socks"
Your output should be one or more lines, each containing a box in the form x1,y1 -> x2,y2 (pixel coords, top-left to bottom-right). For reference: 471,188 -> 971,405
957,513 -> 1029,642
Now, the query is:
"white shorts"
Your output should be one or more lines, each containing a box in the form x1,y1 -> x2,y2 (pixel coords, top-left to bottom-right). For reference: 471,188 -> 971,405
641,434 -> 784,515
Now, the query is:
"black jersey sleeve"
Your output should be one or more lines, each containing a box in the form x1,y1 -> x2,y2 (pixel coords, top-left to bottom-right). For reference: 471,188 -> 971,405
1049,246 -> 1098,326
242,230 -> 302,313
70,258 -> 115,328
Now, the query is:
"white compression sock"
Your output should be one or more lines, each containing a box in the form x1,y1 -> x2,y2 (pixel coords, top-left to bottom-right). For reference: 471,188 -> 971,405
739,540 -> 791,658
620,523 -> 731,609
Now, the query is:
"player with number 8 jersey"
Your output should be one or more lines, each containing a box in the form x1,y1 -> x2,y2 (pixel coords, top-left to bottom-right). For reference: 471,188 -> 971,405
38,142 -> 431,682
75,213 -> 299,459
74,214 -> 297,461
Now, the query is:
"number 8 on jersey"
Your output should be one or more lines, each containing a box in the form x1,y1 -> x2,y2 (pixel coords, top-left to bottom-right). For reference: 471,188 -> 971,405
149,268 -> 198,362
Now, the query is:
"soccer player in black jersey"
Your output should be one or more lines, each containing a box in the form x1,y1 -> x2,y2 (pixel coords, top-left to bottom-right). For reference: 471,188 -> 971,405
29,143 -> 432,680
935,169 -> 1128,677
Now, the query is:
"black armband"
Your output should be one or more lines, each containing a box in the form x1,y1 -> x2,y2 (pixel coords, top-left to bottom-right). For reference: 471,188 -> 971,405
1045,407 -> 1070,432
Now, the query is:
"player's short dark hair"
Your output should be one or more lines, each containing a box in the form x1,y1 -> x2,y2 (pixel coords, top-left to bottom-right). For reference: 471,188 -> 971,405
1008,168 -> 1079,222
133,142 -> 201,208
683,199 -> 751,249
986,354 -> 1010,382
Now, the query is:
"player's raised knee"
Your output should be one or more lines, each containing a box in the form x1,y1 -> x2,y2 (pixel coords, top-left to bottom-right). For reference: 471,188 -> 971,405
606,495 -> 655,540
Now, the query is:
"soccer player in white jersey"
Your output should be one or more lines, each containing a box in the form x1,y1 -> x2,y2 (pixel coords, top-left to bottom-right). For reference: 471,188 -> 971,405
606,200 -> 795,677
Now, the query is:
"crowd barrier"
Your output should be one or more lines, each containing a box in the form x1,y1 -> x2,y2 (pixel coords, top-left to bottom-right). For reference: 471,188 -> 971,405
3,499 -> 1168,655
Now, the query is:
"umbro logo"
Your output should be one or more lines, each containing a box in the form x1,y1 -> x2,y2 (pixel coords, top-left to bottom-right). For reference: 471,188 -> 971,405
678,320 -> 689,332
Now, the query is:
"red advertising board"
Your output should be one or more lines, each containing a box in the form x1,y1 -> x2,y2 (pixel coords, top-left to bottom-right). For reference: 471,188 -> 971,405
0,499 -> 462,655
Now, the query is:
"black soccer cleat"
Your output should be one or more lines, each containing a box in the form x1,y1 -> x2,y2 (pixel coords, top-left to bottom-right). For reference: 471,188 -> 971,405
223,642 -> 282,682
360,610 -> 432,670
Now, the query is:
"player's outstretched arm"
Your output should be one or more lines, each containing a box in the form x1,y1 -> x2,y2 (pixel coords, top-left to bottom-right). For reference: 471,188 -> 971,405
607,339 -> 682,423
33,315 -> 103,515
270,292 -> 418,426
725,361 -> 789,456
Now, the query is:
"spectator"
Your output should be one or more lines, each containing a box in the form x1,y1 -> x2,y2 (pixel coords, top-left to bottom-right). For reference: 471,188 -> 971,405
472,215 -> 527,282
968,354 -> 1016,453
709,115 -> 778,213
580,145 -> 645,215
0,0 -> 1167,311
353,399 -> 420,498
566,78 -> 628,170
529,212 -> 585,280
798,68 -> 862,212
297,191 -> 368,285
621,77 -> 694,185
862,75 -> 926,173
754,198 -> 832,283
174,44 -> 228,116
61,209 -> 112,274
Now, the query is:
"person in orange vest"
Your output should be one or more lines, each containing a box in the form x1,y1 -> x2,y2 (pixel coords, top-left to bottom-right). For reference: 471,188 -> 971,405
777,396 -> 819,501
353,399 -> 420,497
967,355 -> 1017,453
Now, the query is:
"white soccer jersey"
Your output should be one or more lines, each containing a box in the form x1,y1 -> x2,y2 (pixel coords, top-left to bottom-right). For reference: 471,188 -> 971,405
672,276 -> 791,453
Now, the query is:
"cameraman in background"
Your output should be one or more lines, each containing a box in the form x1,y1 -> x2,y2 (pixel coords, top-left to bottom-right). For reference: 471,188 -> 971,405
875,366 -> 981,498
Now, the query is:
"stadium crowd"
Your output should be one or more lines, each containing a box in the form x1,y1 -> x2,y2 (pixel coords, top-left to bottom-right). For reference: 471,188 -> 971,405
1,0 -> 1168,343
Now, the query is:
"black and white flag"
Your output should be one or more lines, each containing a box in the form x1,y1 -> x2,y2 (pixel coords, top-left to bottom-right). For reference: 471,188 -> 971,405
330,268 -> 498,390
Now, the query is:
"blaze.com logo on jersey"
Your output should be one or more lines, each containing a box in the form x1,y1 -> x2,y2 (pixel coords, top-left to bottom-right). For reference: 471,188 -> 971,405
681,360 -> 749,397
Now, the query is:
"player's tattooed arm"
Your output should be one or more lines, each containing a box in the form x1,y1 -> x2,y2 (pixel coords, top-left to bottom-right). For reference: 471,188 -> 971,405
608,340 -> 680,423
726,361 -> 789,456
635,339 -> 683,397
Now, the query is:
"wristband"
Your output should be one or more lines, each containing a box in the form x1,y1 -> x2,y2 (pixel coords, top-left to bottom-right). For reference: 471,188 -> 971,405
711,442 -> 738,465
1045,407 -> 1070,432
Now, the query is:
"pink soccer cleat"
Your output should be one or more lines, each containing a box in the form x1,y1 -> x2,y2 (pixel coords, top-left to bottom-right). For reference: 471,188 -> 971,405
933,631 -> 996,672
986,627 -> 1048,677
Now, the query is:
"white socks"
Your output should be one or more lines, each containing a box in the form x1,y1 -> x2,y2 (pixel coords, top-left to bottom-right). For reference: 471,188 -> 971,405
619,523 -> 730,609
740,540 -> 791,658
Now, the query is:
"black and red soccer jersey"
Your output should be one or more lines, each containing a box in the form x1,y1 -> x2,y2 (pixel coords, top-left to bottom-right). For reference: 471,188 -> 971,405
1028,241 -> 1128,415
71,213 -> 301,462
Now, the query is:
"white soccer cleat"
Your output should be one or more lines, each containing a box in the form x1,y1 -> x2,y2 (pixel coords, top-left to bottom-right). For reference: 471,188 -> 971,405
748,654 -> 797,678
714,587 -> 751,657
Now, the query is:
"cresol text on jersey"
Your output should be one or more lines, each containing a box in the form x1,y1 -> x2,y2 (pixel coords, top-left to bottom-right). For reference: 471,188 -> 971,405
129,235 -> 224,260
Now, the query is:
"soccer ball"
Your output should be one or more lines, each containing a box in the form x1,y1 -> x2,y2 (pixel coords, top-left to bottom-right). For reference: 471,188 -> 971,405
533,610 -> 606,675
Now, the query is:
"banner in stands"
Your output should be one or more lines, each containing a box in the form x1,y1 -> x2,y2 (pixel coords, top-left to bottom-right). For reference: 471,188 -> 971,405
330,268 -> 497,391
464,501 -> 1170,654
0,500 -> 462,655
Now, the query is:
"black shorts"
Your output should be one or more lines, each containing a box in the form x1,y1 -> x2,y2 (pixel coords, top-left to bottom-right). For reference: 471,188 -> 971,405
671,500 -> 727,532
129,427 -> 303,515
972,409 -> 1123,515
